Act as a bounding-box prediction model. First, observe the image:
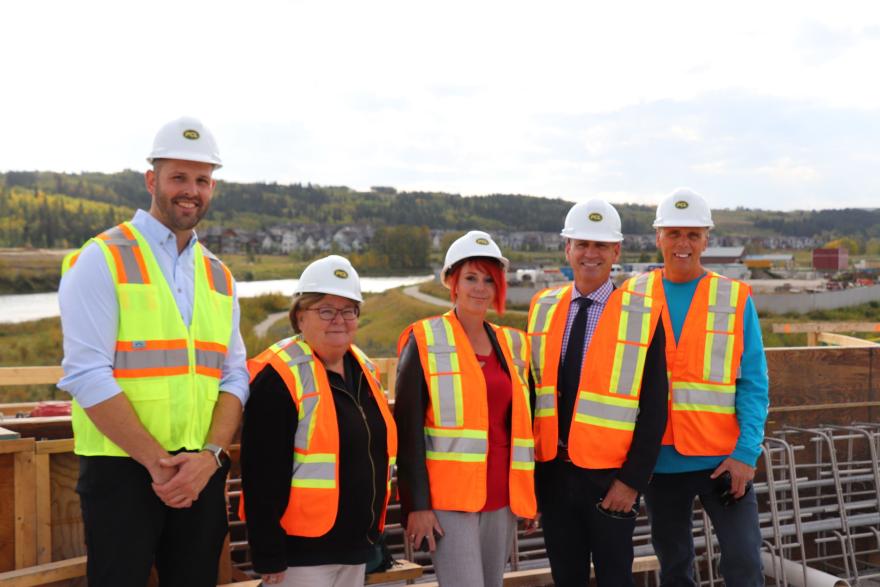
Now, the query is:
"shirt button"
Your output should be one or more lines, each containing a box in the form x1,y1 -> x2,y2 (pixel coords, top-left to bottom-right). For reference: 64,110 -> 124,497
177,288 -> 182,293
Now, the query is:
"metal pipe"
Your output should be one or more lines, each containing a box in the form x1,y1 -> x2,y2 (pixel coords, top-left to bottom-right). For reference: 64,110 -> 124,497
760,553 -> 851,587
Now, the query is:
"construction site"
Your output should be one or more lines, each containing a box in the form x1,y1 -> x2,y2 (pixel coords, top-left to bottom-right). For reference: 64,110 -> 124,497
1,329 -> 879,587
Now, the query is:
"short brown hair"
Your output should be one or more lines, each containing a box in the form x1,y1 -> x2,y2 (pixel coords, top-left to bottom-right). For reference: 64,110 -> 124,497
289,293 -> 326,334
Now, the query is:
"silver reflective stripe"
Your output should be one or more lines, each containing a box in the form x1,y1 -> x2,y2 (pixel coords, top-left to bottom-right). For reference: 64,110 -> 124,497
195,349 -> 224,371
613,342 -> 643,395
630,272 -> 651,295
292,461 -> 335,481
205,256 -> 231,295
530,336 -> 545,386
285,344 -> 318,395
426,318 -> 460,427
425,435 -> 487,455
102,227 -> 147,284
434,375 -> 459,427
623,299 -> 651,345
512,444 -> 534,464
576,397 -> 639,423
673,387 -> 736,407
115,348 -> 188,370
710,307 -> 735,332
506,329 -> 528,382
708,333 -> 731,382
294,394 -> 319,451
534,391 -> 555,412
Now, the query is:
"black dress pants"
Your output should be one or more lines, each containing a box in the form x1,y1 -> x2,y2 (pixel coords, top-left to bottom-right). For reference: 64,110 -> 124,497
77,455 -> 229,587
536,458 -> 637,587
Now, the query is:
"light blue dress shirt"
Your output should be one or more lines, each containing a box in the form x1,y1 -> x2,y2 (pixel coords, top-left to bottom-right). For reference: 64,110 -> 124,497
58,209 -> 249,408
654,274 -> 769,473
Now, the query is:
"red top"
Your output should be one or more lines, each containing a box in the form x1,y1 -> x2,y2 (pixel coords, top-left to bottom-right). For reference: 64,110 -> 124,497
477,350 -> 512,511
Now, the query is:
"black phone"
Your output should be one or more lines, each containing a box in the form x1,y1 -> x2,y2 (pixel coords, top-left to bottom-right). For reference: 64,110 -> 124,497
715,471 -> 754,507
418,529 -> 443,552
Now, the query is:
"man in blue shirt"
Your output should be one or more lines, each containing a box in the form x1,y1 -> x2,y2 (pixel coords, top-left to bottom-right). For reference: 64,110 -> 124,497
58,117 -> 249,586
645,188 -> 769,587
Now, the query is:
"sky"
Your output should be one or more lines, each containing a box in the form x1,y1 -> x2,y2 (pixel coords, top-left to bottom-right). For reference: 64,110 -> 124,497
3,0 -> 880,211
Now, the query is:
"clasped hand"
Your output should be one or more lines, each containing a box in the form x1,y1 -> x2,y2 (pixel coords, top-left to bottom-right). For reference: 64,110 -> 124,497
150,451 -> 218,509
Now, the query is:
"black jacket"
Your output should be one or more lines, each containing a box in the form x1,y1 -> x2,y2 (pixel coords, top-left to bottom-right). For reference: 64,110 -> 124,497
393,322 -> 513,522
241,351 -> 389,573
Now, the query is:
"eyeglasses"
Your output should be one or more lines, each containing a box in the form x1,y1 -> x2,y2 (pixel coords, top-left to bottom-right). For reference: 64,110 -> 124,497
305,306 -> 360,321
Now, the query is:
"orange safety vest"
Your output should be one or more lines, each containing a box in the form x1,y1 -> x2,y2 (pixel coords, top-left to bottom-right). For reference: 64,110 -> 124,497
567,272 -> 664,468
241,337 -> 398,538
399,310 -> 536,517
656,269 -> 748,456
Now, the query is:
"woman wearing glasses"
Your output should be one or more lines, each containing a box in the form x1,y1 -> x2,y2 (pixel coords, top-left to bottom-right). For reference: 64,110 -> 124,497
394,231 -> 536,586
240,255 -> 397,587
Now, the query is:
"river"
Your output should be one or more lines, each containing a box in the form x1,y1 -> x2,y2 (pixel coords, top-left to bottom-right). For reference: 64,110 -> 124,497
0,275 -> 434,324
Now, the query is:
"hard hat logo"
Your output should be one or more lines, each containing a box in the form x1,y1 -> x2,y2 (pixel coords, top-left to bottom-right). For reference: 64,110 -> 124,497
588,213 -> 603,222
182,129 -> 201,140
334,269 -> 349,279
675,200 -> 689,209
475,238 -> 490,245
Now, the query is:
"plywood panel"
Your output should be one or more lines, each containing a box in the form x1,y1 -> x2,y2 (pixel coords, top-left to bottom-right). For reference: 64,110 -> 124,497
13,451 -> 36,569
767,347 -> 873,407
49,454 -> 83,562
0,455 -> 15,572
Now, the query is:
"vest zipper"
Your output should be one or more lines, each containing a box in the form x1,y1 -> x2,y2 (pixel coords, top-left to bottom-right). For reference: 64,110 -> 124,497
330,370 -> 378,544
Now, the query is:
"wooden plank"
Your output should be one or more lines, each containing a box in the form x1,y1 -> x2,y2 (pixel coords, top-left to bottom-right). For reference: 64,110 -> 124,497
0,429 -> 20,441
13,450 -> 37,569
0,455 -> 15,571
0,367 -> 64,387
818,332 -> 879,347
49,452 -> 84,562
772,322 -> 880,334
34,439 -> 74,455
0,555 -> 86,586
770,401 -> 880,413
0,418 -> 72,441
34,455 -> 51,565
0,440 -> 35,456
365,559 -> 423,584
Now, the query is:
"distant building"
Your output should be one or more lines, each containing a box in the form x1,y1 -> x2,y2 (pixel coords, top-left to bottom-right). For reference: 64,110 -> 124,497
702,246 -> 745,264
813,248 -> 848,272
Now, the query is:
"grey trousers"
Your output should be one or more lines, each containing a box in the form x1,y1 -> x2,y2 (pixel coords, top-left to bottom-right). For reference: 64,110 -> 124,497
432,507 -> 517,587
276,563 -> 366,587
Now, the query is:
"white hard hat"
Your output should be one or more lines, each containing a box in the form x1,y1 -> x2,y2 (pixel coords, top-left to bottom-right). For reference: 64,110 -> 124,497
294,255 -> 363,302
441,230 -> 509,287
560,199 -> 623,242
146,116 -> 223,169
653,187 -> 714,228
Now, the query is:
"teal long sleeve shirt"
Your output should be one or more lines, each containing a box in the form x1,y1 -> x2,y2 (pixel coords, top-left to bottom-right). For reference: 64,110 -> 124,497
654,274 -> 769,473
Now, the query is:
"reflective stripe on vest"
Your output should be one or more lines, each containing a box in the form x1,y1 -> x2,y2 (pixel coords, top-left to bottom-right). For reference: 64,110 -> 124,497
422,317 -> 465,427
97,224 -> 151,285
566,273 -> 664,469
425,427 -> 488,462
67,222 -> 233,456
409,312 -> 536,517
671,381 -> 736,413
704,277 -> 740,383
527,286 -> 568,397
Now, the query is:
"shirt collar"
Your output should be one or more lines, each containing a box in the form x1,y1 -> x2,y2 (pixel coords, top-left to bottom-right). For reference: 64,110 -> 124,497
572,278 -> 614,306
131,209 -> 199,251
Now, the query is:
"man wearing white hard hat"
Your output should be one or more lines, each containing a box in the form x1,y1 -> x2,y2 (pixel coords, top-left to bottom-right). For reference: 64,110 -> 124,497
528,200 -> 668,586
645,188 -> 768,587
58,117 -> 248,586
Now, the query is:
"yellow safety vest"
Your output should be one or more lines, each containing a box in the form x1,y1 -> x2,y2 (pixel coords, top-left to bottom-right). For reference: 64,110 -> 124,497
62,222 -> 233,456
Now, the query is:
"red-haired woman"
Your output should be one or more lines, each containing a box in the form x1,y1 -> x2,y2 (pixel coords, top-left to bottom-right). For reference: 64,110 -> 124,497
394,231 -> 536,586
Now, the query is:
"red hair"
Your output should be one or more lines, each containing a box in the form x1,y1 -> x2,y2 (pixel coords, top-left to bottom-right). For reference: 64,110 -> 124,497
447,258 -> 507,315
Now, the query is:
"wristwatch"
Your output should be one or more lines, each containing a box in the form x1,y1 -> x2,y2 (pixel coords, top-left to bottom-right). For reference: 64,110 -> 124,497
202,443 -> 231,470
